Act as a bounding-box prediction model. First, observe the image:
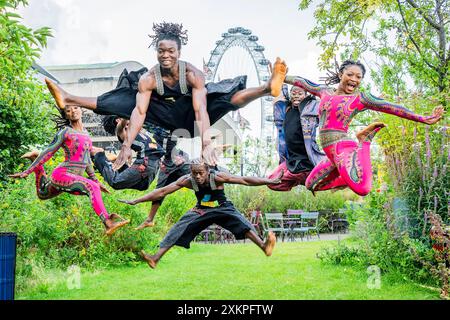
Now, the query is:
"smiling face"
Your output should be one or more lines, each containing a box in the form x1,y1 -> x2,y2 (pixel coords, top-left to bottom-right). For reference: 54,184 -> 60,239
156,39 -> 180,70
64,105 -> 82,121
290,86 -> 306,107
338,65 -> 364,94
191,164 -> 209,185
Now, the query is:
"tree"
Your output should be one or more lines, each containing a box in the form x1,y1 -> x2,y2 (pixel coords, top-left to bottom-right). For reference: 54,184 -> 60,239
299,0 -> 449,102
227,135 -> 277,177
0,0 -> 54,183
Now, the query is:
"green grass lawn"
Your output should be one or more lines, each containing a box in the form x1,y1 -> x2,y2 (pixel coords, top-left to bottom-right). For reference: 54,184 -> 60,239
17,239 -> 439,300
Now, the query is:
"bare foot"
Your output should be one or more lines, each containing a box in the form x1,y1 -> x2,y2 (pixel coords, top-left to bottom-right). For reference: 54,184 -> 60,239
264,231 -> 276,256
356,122 -> 386,142
109,213 -> 125,221
21,150 -> 39,161
135,219 -> 155,230
141,250 -> 157,269
45,78 -> 68,110
268,57 -> 287,97
105,217 -> 130,236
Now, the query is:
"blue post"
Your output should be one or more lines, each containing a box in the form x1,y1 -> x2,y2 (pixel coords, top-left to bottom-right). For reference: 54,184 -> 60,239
0,232 -> 17,300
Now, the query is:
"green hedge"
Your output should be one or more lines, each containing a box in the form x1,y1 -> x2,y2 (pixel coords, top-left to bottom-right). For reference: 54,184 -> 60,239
1,155 -> 354,291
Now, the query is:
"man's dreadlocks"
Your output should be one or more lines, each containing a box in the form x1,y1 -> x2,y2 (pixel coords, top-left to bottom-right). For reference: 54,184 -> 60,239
189,158 -> 208,170
148,22 -> 188,50
101,115 -> 120,136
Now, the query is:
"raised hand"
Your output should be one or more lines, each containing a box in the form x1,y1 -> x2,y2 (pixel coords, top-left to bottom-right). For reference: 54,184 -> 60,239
202,142 -> 218,166
112,145 -> 132,170
424,106 -> 445,125
270,170 -> 284,184
214,144 -> 234,159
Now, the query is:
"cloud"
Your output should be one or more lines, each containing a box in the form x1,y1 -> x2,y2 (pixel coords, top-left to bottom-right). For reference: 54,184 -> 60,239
16,0 -> 324,136
18,0 -> 114,65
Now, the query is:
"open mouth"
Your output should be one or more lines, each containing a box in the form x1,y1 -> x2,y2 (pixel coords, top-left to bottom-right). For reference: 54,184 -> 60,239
346,83 -> 357,91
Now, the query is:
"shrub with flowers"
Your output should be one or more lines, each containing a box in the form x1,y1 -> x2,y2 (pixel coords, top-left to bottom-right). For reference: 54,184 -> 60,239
319,93 -> 449,296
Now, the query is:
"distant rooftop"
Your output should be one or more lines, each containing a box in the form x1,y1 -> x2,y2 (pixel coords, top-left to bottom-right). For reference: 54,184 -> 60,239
44,61 -> 144,71
31,62 -> 60,83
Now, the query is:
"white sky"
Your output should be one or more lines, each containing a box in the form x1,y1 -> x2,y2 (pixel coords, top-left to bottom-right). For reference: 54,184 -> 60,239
18,0 -> 325,136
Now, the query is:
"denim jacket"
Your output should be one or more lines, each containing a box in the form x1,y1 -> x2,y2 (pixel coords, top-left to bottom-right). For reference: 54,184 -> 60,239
273,98 -> 325,167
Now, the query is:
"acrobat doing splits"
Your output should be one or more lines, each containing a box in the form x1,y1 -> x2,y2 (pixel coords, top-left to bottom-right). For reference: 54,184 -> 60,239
44,22 -> 285,168
9,106 -> 129,236
119,160 -> 283,269
270,58 -> 444,196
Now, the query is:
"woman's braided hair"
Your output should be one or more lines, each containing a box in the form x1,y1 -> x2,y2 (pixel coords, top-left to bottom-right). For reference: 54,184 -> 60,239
52,105 -> 70,131
322,59 -> 366,86
148,22 -> 188,50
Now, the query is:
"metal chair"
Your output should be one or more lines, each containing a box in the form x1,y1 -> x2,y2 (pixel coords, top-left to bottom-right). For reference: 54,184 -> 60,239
301,212 -> 320,240
263,213 -> 288,242
286,209 -> 308,241
329,208 -> 349,233
220,228 -> 236,243
287,209 -> 304,215
250,210 -> 263,238
196,225 -> 216,243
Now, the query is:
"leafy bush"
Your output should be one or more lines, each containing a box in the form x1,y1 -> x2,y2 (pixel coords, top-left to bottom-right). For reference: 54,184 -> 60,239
226,184 -> 357,216
0,151 -> 197,290
0,0 -> 54,183
318,94 -> 448,290
317,240 -> 366,266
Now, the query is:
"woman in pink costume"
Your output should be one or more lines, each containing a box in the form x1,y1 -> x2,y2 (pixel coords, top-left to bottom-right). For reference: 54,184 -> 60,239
9,105 -> 129,236
271,58 -> 444,196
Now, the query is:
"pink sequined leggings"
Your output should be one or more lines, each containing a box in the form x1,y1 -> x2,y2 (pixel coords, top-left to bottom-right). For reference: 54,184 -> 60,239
32,165 -> 109,221
305,127 -> 382,196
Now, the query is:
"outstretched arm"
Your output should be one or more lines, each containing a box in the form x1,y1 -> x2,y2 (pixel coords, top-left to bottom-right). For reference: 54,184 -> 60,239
284,75 -> 328,98
214,170 -> 284,187
187,64 -> 216,165
10,128 -> 67,178
113,73 -> 155,170
118,175 -> 191,205
360,92 -> 444,124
